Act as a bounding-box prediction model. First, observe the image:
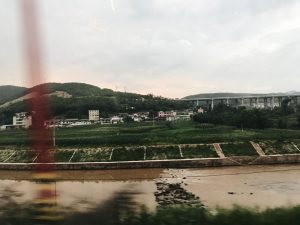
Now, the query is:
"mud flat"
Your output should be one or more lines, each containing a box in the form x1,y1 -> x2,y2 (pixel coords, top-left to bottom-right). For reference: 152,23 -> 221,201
160,164 -> 300,209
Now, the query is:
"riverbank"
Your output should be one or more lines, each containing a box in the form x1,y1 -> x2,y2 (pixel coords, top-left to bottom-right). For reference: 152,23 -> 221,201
0,139 -> 299,170
0,154 -> 299,170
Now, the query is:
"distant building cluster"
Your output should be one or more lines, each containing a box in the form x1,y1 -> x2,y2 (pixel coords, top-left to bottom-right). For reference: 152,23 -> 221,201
157,110 -> 194,121
0,108 -> 199,131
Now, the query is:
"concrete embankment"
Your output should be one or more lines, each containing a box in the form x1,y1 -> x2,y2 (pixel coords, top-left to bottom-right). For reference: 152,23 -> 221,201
0,154 -> 300,170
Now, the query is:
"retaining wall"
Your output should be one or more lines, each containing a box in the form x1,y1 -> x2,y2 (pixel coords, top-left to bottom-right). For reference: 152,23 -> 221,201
0,154 -> 300,170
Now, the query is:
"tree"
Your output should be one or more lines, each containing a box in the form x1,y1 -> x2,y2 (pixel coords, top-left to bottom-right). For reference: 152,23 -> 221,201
280,98 -> 294,115
297,114 -> 300,129
278,118 -> 287,129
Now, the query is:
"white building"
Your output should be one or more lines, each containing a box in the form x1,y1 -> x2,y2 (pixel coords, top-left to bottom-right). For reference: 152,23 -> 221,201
89,110 -> 100,122
13,112 -> 32,129
197,107 -> 204,113
110,116 -> 123,124
0,125 -> 7,131
158,111 -> 177,118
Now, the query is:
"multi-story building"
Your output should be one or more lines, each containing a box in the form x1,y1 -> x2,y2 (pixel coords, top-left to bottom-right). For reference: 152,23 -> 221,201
13,112 -> 32,129
89,110 -> 100,122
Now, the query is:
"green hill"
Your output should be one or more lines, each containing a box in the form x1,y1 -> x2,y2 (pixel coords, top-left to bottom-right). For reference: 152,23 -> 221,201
0,85 -> 27,104
0,82 -> 189,125
27,82 -> 115,97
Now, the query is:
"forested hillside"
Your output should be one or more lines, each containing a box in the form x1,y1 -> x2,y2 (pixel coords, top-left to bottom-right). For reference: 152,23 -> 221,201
0,85 -> 27,104
0,82 -> 190,124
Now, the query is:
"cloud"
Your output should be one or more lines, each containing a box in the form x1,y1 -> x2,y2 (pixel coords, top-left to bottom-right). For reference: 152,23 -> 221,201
0,0 -> 300,97
110,0 -> 116,12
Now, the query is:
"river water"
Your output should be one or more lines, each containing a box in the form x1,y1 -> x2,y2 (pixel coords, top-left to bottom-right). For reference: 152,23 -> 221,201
1,164 -> 300,210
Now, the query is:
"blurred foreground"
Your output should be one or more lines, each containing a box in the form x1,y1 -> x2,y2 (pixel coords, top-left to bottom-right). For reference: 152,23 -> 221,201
0,188 -> 300,225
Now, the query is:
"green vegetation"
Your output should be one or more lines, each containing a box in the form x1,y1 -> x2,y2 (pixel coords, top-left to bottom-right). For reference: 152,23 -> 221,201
181,144 -> 218,158
127,206 -> 300,225
193,102 -> 300,130
258,140 -> 300,155
111,147 -> 144,161
1,121 -> 300,148
6,151 -> 33,163
54,149 -> 74,162
70,149 -> 111,162
0,150 -> 14,162
221,142 -> 257,157
146,146 -> 181,160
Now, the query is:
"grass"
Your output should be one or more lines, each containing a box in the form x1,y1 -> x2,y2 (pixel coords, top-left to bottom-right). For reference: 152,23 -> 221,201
54,149 -> 74,162
181,144 -> 218,158
258,140 -> 300,155
111,147 -> 145,161
71,148 -> 111,162
0,150 -> 15,162
294,141 -> 300,151
221,142 -> 257,157
6,151 -> 33,163
146,145 -> 181,160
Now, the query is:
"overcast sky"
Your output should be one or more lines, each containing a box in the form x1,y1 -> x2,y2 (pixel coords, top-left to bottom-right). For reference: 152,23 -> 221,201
0,0 -> 300,98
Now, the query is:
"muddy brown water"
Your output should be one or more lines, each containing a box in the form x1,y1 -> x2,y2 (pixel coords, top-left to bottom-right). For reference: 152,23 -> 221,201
0,165 -> 300,210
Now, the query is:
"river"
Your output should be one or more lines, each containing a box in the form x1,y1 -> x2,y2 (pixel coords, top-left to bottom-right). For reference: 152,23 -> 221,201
0,164 -> 300,211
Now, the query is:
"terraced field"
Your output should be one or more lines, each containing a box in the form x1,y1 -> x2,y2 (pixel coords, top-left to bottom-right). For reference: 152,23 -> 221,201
6,150 -> 33,163
0,141 -> 299,163
0,150 -> 15,162
221,142 -> 258,157
111,147 -> 144,161
181,144 -> 218,158
55,149 -> 74,162
258,141 -> 300,155
146,146 -> 181,160
71,148 -> 111,162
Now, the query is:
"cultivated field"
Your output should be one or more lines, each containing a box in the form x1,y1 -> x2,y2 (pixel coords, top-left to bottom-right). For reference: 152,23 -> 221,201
0,121 -> 300,148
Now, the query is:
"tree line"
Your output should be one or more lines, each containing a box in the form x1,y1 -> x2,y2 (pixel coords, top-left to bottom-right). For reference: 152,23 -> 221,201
193,101 -> 300,130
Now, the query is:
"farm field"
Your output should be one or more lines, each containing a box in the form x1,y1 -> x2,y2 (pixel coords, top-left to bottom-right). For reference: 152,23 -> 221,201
0,121 -> 299,163
1,121 -> 300,148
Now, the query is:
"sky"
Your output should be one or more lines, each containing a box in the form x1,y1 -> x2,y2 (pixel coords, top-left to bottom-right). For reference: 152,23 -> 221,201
0,0 -> 300,98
